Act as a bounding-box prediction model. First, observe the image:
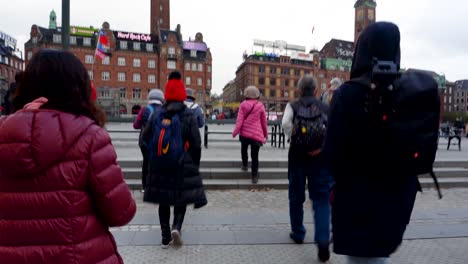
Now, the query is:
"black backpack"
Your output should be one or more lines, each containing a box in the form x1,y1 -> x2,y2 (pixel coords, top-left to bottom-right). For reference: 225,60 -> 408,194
290,99 -> 327,154
349,62 -> 442,198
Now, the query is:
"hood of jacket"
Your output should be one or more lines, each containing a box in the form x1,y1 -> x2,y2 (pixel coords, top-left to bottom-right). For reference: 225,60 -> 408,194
0,110 -> 95,178
350,22 -> 401,79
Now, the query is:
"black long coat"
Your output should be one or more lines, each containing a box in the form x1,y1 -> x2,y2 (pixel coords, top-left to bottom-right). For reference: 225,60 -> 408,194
323,22 -> 419,258
142,102 -> 207,208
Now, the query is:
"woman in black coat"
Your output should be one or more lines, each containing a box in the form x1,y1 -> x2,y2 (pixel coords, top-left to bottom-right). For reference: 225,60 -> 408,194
142,71 -> 207,249
323,22 -> 419,263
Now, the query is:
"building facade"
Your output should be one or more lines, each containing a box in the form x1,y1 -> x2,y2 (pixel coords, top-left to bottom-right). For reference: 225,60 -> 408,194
24,0 -> 212,116
354,0 -> 377,43
0,30 -> 24,85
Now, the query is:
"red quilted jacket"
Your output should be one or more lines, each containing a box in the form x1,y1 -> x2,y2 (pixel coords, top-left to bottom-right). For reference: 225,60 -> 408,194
0,110 -> 136,264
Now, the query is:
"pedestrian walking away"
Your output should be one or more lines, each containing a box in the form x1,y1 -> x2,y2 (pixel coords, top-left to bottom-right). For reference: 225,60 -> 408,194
0,49 -> 136,264
134,89 -> 165,192
143,71 -> 207,249
321,77 -> 342,106
184,87 -> 205,128
232,85 -> 268,184
323,22 -> 440,263
282,74 -> 333,263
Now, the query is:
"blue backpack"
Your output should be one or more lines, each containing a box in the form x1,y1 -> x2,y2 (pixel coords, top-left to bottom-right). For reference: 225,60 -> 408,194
149,110 -> 186,168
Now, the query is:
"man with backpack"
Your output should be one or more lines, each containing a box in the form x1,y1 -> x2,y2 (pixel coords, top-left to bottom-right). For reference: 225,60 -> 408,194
323,22 -> 440,264
142,71 -> 207,249
184,88 -> 204,128
282,75 -> 333,263
133,89 -> 165,191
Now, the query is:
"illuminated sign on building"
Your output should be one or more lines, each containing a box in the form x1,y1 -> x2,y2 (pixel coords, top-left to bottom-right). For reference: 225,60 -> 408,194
290,52 -> 314,62
115,31 -> 154,43
183,41 -> 208,52
254,51 -> 279,58
70,26 -> 96,37
0,31 -> 17,49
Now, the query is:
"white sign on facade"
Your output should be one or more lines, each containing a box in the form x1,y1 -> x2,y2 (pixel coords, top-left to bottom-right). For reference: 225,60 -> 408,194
0,31 -> 17,49
253,39 -> 305,52
290,52 -> 314,62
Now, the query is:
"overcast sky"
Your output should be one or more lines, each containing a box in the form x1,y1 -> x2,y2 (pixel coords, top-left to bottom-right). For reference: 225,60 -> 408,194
1,0 -> 467,94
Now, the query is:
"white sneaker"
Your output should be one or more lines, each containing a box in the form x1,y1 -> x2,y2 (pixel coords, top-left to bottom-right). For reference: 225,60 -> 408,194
171,230 -> 183,247
161,243 -> 170,249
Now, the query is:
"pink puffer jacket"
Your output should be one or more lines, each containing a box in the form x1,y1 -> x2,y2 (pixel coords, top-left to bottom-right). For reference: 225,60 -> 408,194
232,99 -> 268,144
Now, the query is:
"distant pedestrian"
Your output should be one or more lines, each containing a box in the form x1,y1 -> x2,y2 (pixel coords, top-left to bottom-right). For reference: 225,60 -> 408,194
321,77 -> 342,105
0,49 -> 136,264
282,75 -> 332,263
134,89 -> 165,192
323,22 -> 440,264
143,71 -> 207,249
184,87 -> 205,128
2,72 -> 22,115
232,86 -> 268,184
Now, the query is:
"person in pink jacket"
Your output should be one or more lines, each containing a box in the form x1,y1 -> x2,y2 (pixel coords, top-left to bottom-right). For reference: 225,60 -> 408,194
232,86 -> 268,183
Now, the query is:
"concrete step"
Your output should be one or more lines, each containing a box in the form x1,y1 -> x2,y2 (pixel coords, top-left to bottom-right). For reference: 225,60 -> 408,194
125,177 -> 468,191
122,167 -> 468,180
118,159 -> 468,169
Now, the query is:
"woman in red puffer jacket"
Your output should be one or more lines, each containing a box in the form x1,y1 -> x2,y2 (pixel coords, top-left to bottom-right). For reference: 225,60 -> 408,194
0,49 -> 136,264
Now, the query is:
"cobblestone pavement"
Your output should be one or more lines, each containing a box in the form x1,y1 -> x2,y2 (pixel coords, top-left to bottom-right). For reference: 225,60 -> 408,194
114,189 -> 468,263
118,238 -> 468,264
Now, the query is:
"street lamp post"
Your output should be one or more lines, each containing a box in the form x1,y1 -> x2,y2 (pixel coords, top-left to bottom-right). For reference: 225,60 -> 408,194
62,0 -> 70,50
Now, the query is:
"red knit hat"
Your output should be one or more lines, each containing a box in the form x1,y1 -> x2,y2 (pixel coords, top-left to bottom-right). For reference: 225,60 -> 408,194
164,71 -> 187,102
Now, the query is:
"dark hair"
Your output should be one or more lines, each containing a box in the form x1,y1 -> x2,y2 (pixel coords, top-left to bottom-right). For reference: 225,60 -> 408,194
13,49 -> 106,127
168,71 -> 182,80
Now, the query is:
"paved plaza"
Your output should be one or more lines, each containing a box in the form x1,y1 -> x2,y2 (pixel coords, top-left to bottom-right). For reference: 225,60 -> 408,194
114,188 -> 468,263
107,123 -> 468,263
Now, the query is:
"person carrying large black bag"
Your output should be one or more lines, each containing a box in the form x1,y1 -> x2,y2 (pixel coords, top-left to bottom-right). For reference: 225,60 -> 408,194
323,22 -> 441,264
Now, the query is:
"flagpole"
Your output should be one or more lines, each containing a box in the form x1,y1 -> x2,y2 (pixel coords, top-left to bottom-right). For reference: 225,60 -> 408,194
92,29 -> 102,84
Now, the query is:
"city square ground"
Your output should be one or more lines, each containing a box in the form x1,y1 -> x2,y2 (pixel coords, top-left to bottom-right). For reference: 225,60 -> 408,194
107,123 -> 468,263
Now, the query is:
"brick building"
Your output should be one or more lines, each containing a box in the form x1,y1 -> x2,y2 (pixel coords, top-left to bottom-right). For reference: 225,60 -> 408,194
24,0 -> 212,116
449,80 -> 468,114
223,0 -> 374,114
0,30 -> 24,110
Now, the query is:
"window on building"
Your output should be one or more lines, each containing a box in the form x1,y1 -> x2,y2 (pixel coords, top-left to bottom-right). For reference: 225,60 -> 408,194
169,47 -> 175,55
70,36 -> 77,45
102,71 -> 110,81
270,89 -> 276,97
207,79 -> 211,87
133,42 -> 141,51
146,43 -> 154,52
198,78 -> 203,86
85,55 -> 94,64
102,56 -> 110,65
192,63 -> 197,71
27,51 -> 33,60
118,57 -> 126,66
160,4 -> 163,11
259,77 -> 265,85
186,77 -> 191,85
133,88 -> 141,99
270,78 -> 276,86
285,79 -> 290,87
100,90 -> 110,98
198,64 -> 203,72
208,65 -> 211,72
160,18 -> 163,25
167,60 -> 176,69
281,67 -> 289,75
120,88 -> 127,99
270,67 -> 276,74
133,73 -> 141,83
444,96 -> 447,104
53,34 -> 61,43
185,62 -> 190,71
259,66 -> 266,73
449,97 -> 452,104
148,59 -> 156,69
191,50 -> 197,58
148,74 -> 156,83
294,69 -> 300,76
133,58 -> 141,67
83,37 -> 91,46
120,41 -> 128,50
118,72 -> 126,82
88,71 -> 94,80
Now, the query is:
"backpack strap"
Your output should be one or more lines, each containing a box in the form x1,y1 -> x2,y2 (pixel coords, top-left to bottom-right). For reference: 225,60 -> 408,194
243,102 -> 259,122
430,170 -> 443,199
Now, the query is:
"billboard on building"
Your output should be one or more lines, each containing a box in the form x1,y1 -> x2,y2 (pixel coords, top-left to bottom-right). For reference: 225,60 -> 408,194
0,31 -> 17,49
290,52 -> 314,62
183,41 -> 208,52
70,26 -> 97,37
115,31 -> 154,43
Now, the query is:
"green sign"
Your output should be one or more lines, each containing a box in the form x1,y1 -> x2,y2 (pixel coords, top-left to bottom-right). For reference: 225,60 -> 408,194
322,58 -> 352,71
70,26 -> 96,37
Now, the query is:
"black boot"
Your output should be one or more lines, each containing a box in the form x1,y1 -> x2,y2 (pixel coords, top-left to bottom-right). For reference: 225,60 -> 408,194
317,244 -> 330,262
252,172 -> 259,184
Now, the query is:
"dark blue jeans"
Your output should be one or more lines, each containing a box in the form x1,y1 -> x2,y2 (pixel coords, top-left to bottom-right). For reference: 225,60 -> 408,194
288,159 -> 333,246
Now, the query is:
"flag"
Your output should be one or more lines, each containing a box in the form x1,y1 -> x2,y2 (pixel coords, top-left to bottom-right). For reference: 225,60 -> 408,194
95,29 -> 112,60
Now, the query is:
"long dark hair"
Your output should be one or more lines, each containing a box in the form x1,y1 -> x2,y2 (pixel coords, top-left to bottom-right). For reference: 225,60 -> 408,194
13,49 -> 106,126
